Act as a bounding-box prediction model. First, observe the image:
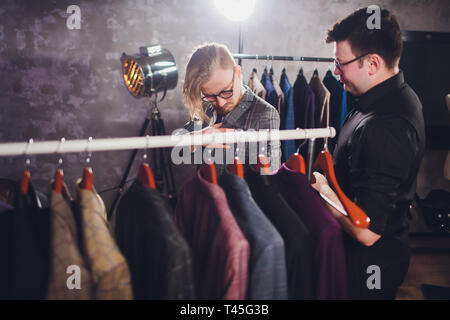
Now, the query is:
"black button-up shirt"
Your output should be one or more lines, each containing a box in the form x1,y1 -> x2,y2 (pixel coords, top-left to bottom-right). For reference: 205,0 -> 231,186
333,71 -> 425,243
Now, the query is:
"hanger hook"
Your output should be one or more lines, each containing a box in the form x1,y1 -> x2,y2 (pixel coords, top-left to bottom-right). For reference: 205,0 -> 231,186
143,134 -> 150,161
85,136 -> 92,165
24,138 -> 33,170
57,137 -> 65,169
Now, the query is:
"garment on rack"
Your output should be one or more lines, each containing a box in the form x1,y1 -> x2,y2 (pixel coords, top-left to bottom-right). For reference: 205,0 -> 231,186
280,70 -> 296,161
245,168 -> 314,300
309,73 -> 331,129
270,164 -> 348,299
9,182 -> 51,299
333,71 -> 425,299
115,181 -> 196,300
174,169 -> 250,300
0,178 -> 17,207
0,200 -> 14,298
74,180 -> 133,300
46,185 -> 91,300
219,170 -> 288,300
261,69 -> 279,110
293,71 -> 315,155
271,72 -> 285,115
248,69 -> 267,100
322,70 -> 344,152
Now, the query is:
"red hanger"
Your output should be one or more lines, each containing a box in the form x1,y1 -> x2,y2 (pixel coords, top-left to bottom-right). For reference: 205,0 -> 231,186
54,169 -> 64,194
200,159 -> 218,184
229,156 -> 244,179
313,150 -> 370,228
285,153 -> 306,174
81,167 -> 93,191
20,170 -> 31,195
255,154 -> 271,175
137,162 -> 156,189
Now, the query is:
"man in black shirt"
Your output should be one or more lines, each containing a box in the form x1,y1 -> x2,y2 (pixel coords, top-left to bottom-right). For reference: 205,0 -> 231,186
311,7 -> 425,299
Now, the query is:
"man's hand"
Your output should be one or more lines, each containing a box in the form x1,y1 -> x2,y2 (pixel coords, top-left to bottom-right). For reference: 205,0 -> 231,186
311,171 -> 346,218
190,122 -> 236,150
311,171 -> 381,246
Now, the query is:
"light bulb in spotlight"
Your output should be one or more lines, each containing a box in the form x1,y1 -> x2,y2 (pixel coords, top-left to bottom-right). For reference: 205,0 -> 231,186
214,0 -> 256,22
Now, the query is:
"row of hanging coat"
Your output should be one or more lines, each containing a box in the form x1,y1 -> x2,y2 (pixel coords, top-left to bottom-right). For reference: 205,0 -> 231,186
247,66 -> 351,161
0,167 -> 133,299
0,130 -> 370,300
175,144 -> 371,300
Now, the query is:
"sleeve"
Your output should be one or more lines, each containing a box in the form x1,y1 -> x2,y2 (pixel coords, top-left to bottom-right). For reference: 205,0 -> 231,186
349,117 -> 418,235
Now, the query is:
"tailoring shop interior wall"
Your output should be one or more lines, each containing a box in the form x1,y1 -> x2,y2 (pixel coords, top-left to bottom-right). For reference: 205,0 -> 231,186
0,0 -> 449,221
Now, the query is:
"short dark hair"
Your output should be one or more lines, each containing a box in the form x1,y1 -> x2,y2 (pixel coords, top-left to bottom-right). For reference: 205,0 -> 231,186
326,7 -> 403,69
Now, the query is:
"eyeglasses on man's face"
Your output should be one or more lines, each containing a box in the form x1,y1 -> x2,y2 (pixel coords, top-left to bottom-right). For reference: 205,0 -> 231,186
201,89 -> 233,103
201,71 -> 235,103
334,53 -> 370,74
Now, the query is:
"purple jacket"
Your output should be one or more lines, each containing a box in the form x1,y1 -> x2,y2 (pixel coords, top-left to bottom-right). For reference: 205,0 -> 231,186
175,169 -> 250,300
270,163 -> 348,299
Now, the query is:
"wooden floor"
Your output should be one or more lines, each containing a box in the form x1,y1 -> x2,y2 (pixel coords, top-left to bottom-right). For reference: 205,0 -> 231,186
397,234 -> 450,300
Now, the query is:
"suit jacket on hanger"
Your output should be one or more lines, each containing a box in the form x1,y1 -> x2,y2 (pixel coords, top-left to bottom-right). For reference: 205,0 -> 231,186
115,181 -> 196,300
219,170 -> 288,300
245,168 -> 314,300
174,169 -> 250,300
46,185 -> 91,300
269,164 -> 349,300
248,70 -> 267,100
75,180 -> 133,300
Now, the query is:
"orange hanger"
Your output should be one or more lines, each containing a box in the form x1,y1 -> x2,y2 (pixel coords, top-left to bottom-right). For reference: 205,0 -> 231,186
255,154 -> 271,175
81,167 -> 93,191
20,170 -> 30,195
285,153 -> 306,174
137,162 -> 156,189
54,169 -> 64,194
229,156 -> 244,179
200,159 -> 218,184
313,150 -> 370,228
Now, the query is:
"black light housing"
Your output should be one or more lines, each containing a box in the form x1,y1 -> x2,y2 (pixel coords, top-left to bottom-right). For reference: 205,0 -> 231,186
120,44 -> 178,99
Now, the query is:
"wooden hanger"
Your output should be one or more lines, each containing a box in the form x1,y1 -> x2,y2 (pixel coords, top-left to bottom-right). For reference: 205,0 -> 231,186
201,159 -> 217,184
229,156 -> 244,179
255,154 -> 271,175
313,150 -> 370,228
285,153 -> 306,174
53,169 -> 64,194
20,170 -> 30,195
54,138 -> 65,194
81,167 -> 93,191
137,162 -> 156,189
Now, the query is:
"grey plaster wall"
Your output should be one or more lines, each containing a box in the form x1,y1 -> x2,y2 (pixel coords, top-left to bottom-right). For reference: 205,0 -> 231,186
0,0 -> 449,216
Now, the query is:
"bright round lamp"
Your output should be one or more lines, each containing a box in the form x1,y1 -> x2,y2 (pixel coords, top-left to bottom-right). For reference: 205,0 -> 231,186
214,0 -> 256,22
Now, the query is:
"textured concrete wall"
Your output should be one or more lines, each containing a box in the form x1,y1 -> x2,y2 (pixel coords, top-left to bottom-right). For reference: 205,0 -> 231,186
0,0 -> 449,214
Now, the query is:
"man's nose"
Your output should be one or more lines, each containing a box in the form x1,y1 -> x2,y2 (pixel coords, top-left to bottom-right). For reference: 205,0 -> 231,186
334,65 -> 340,76
216,96 -> 227,107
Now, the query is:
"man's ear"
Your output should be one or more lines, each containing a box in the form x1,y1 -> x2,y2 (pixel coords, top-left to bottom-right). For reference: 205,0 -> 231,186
234,65 -> 242,79
367,54 -> 382,75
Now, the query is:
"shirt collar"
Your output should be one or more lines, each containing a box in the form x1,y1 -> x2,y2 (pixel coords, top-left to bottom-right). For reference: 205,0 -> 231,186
355,71 -> 405,113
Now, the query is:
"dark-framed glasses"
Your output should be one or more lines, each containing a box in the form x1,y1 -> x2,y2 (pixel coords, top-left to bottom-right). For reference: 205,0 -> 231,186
334,53 -> 370,73
201,89 -> 234,102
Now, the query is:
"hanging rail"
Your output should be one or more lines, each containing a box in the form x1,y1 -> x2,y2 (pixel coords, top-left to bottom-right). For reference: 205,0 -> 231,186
0,128 -> 335,156
232,54 -> 334,62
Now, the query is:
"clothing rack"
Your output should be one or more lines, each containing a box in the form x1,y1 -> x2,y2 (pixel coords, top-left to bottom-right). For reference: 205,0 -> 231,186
0,128 -> 335,156
232,54 -> 334,63
0,127 -> 335,179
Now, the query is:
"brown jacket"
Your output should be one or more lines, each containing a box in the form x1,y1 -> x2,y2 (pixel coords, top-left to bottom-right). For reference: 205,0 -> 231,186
46,185 -> 92,300
75,180 -> 133,300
